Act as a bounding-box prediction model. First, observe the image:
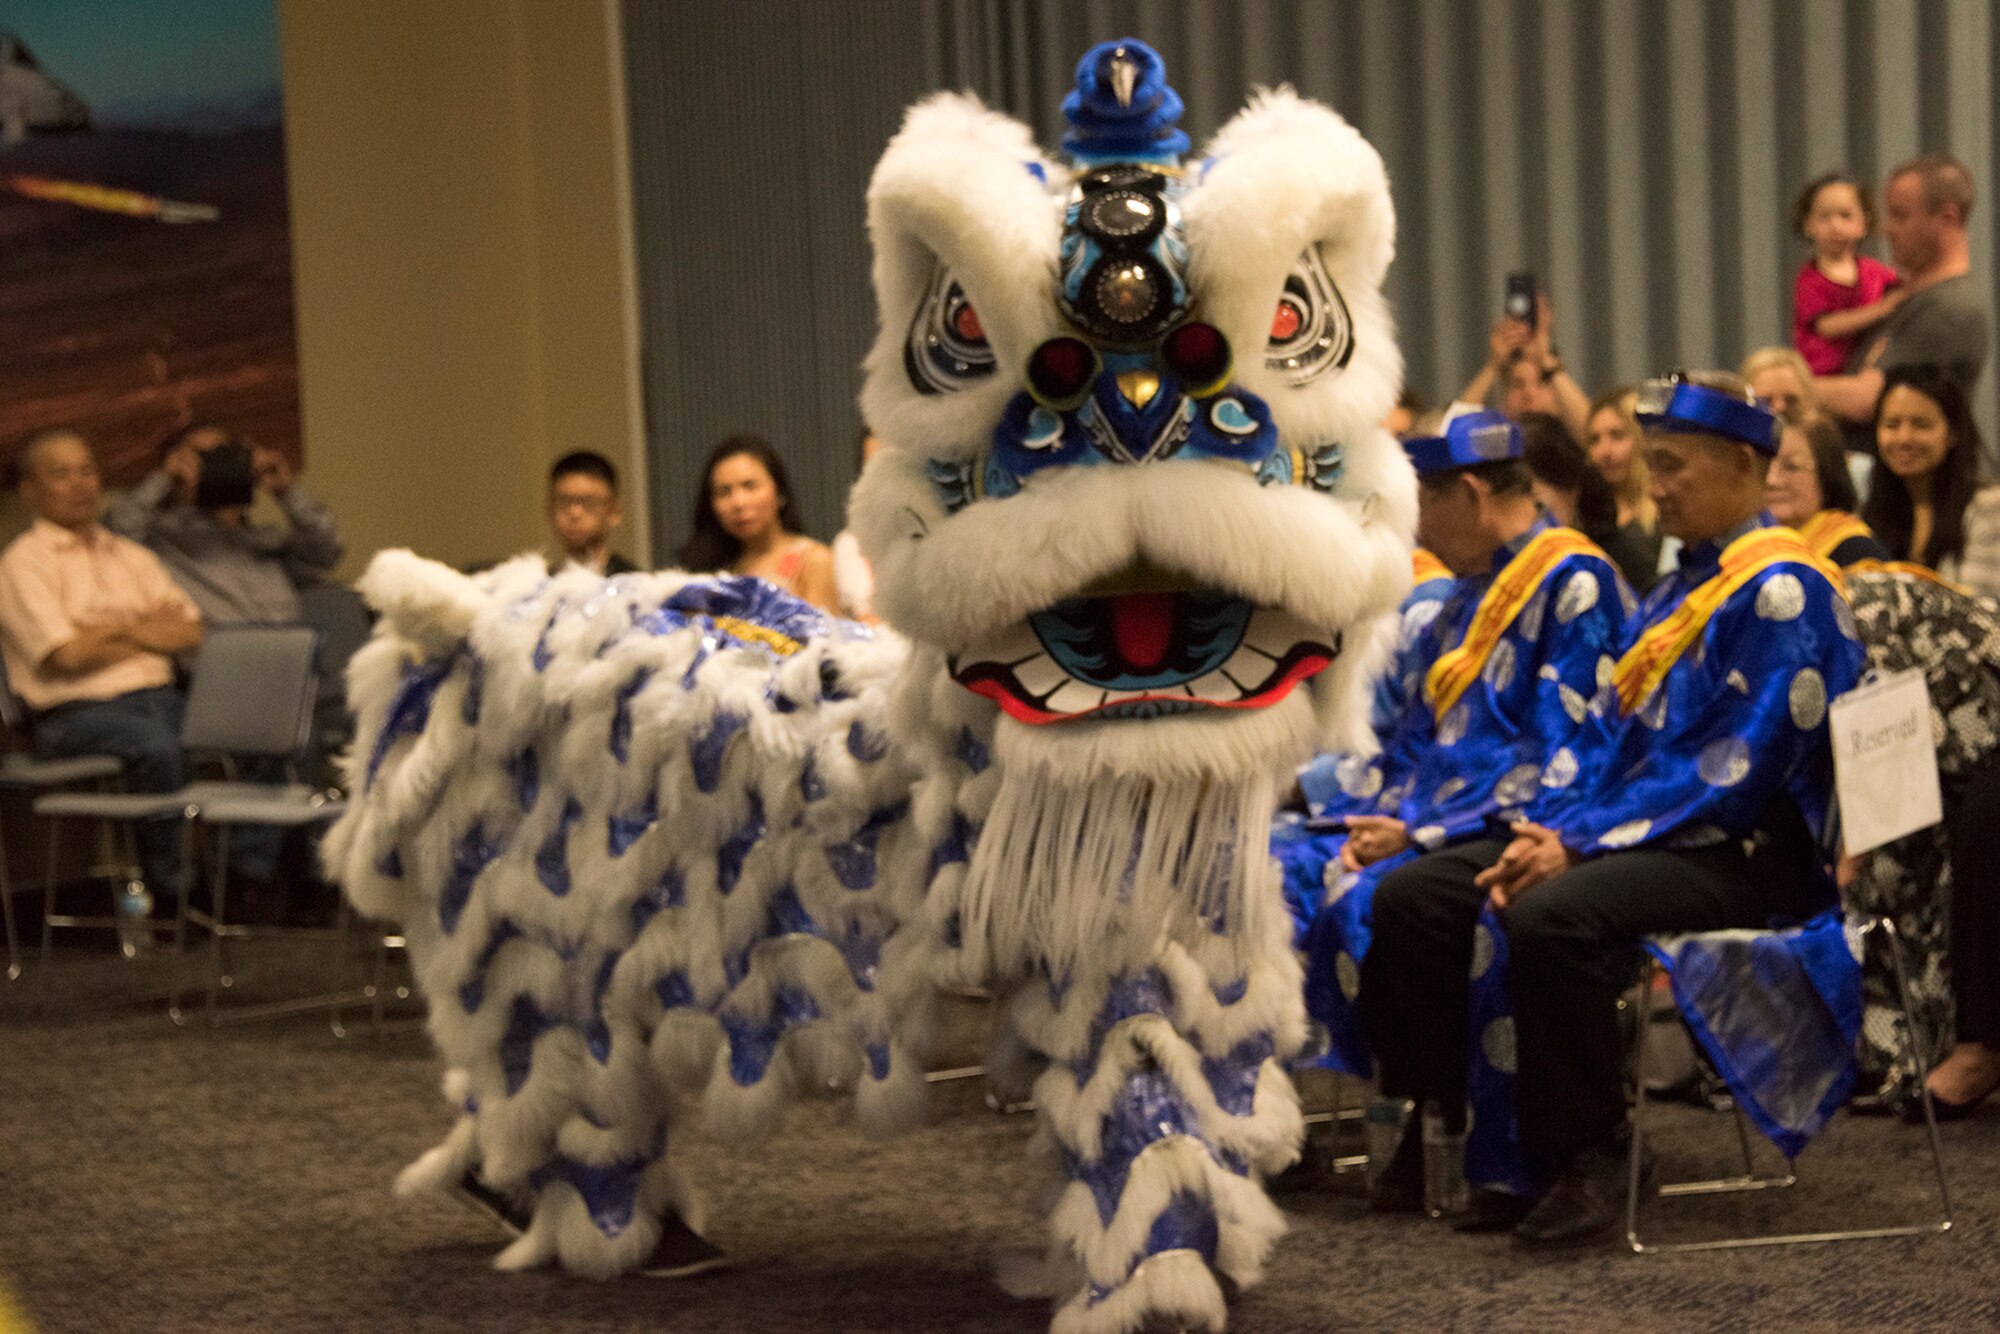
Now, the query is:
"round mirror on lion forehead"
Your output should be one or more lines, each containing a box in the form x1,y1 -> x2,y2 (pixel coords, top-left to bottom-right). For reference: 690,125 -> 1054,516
1056,43 -> 1193,347
1635,375 -> 1781,453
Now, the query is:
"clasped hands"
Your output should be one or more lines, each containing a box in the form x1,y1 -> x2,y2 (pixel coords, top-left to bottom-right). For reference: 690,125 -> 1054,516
1476,821 -> 1580,908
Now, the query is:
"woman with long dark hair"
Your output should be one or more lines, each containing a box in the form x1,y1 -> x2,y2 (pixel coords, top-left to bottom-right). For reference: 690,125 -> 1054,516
1861,365 -> 2000,592
676,435 -> 838,612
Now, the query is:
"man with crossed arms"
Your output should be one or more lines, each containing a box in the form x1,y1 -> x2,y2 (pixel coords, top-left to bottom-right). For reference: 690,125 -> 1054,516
1359,375 -> 1865,1248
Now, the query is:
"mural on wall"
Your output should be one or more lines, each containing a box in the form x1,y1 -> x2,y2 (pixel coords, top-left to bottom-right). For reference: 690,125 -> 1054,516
0,0 -> 298,483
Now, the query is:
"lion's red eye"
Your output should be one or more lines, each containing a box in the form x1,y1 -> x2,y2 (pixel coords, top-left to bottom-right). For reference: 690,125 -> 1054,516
1270,300 -> 1303,341
953,303 -> 984,341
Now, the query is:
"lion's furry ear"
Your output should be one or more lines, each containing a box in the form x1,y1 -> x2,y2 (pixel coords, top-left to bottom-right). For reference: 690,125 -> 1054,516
860,93 -> 1064,465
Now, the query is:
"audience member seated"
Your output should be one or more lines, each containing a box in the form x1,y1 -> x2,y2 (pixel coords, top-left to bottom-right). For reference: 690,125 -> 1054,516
0,430 -> 203,914
1860,364 -> 2000,595
1789,172 -> 1903,376
1740,346 -> 1820,422
1843,568 -> 2000,1116
545,450 -> 638,577
676,434 -> 837,613
1455,293 -> 1590,442
106,423 -> 343,633
1585,386 -> 1662,585
1359,374 -> 1863,1246
1766,408 -> 1892,566
1817,154 -> 1990,455
1289,410 -> 1627,1082
1520,412 -> 1657,593
831,431 -> 881,622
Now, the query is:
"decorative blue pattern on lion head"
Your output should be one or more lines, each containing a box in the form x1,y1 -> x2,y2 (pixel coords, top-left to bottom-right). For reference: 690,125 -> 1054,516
853,40 -> 1413,750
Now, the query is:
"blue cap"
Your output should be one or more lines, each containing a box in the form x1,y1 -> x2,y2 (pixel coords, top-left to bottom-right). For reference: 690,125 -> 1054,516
1402,410 -> 1524,476
1061,40 -> 1190,164
1635,377 -> 1781,454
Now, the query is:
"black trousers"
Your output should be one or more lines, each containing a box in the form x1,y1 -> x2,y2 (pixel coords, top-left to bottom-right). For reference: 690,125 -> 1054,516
1945,758 -> 2000,1047
1361,829 -> 1825,1180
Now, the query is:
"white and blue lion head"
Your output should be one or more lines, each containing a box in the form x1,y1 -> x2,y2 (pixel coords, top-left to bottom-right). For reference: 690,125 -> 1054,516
852,40 -> 1413,776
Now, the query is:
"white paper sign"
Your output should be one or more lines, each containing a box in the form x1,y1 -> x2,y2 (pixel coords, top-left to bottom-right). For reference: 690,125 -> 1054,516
1830,668 -> 1944,855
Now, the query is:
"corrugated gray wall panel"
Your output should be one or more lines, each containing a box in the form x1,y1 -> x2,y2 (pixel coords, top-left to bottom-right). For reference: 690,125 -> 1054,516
623,0 -> 2000,559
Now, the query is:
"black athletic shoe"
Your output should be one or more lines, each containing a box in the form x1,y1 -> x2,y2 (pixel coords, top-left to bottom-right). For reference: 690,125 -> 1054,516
1450,1187 -> 1536,1233
1512,1141 -> 1649,1250
635,1210 -> 731,1279
454,1169 -> 532,1237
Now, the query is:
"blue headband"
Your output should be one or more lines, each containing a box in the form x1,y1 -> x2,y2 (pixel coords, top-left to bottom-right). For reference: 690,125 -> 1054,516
1635,378 -> 1781,454
1402,410 -> 1524,476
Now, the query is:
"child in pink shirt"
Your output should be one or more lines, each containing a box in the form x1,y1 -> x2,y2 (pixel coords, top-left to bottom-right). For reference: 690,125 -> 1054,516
1792,172 -> 1902,375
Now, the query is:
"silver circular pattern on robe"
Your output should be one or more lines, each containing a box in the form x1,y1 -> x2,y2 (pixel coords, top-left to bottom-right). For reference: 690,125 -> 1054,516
1437,703 -> 1470,747
1485,639 -> 1517,693
1413,824 -> 1447,849
1640,690 -> 1670,731
1325,864 -> 1360,898
1336,951 -> 1361,1001
1834,595 -> 1860,641
1433,777 -> 1468,804
1496,762 -> 1543,805
1559,683 -> 1588,724
1788,668 -> 1827,730
1403,599 -> 1445,643
1557,571 -> 1601,624
1520,588 -> 1547,642
1481,1016 -> 1518,1074
1697,736 -> 1753,787
1470,923 -> 1497,980
1726,669 -> 1751,696
1600,818 -> 1653,848
1755,573 -> 1806,622
1542,746 -> 1579,789
1337,756 -> 1384,799
1596,655 -> 1616,690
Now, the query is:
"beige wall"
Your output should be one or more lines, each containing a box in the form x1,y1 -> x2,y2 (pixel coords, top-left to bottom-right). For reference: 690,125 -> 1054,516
278,0 -> 648,580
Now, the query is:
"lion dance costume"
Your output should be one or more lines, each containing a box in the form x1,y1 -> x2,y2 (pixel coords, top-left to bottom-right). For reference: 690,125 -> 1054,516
326,40 -> 1415,1333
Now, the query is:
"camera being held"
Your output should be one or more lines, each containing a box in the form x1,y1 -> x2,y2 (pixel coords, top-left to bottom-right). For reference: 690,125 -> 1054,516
105,420 -> 343,634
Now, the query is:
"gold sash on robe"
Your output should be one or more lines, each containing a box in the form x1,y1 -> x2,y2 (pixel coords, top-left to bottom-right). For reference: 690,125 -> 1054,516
1424,528 -> 1605,720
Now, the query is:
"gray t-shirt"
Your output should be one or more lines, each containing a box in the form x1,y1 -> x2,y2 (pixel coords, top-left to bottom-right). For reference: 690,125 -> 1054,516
1853,271 -> 1990,388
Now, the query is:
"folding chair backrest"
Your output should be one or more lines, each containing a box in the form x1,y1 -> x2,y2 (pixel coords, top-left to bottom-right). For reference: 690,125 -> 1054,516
298,583 -> 373,700
182,624 -> 320,760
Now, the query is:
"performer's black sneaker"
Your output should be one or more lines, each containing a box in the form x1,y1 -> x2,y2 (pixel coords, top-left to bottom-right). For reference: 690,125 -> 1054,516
454,1169 -> 532,1238
636,1210 -> 732,1279
1449,1187 -> 1535,1233
1512,1141 -> 1650,1250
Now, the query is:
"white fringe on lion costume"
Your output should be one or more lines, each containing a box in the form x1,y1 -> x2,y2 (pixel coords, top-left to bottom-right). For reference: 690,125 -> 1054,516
326,39 -> 1414,1333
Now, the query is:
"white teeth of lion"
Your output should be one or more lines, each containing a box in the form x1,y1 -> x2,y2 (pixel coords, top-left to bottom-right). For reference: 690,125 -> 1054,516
1099,687 -> 1154,707
976,622 -> 1042,665
1239,609 -> 1309,661
1042,679 -> 1097,715
1011,652 -> 1070,698
1220,646 -> 1276,692
1186,670 -> 1241,702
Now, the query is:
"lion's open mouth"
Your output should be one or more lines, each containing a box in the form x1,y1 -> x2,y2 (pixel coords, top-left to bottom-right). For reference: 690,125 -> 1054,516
948,587 -> 1338,724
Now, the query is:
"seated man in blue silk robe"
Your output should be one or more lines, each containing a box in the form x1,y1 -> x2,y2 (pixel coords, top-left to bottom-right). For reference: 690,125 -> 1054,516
1284,412 -> 1628,1071
1361,375 -> 1866,1246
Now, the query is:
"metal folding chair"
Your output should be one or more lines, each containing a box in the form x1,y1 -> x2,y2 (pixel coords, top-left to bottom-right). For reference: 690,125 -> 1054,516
34,626 -> 352,1024
0,666 -> 128,982
1626,916 -> 1953,1252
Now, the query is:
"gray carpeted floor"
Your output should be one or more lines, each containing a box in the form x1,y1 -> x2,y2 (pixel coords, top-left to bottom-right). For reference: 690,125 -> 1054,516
4,936 -> 1997,1333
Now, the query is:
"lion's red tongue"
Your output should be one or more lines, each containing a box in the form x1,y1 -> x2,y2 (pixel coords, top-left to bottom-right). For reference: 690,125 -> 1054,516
1107,592 -> 1175,671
